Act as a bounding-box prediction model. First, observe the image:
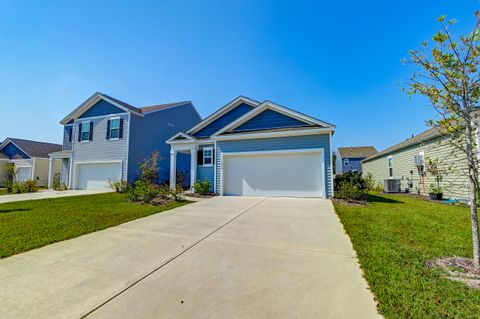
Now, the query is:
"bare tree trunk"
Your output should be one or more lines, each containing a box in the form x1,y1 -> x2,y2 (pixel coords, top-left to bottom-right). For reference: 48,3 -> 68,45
469,176 -> 480,269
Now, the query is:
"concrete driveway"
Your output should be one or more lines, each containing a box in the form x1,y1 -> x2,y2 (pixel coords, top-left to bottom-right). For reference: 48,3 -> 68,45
0,189 -> 112,204
0,197 -> 380,319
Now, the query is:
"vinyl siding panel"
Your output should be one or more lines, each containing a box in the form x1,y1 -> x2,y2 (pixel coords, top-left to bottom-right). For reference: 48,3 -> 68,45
194,103 -> 254,137
33,158 -> 60,187
362,136 -> 469,200
61,159 -> 70,185
196,144 -> 215,192
0,160 -> 8,187
128,103 -> 201,182
78,100 -> 125,119
72,113 -> 129,183
63,125 -> 73,150
216,134 -> 333,197
234,109 -> 308,132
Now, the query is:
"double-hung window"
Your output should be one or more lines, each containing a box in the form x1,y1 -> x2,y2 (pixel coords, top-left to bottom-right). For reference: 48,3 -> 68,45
343,158 -> 350,166
388,156 -> 393,177
81,121 -> 91,142
203,147 -> 213,166
109,118 -> 120,139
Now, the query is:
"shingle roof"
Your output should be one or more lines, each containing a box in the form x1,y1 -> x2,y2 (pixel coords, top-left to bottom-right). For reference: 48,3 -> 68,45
338,146 -> 377,159
139,101 -> 191,113
363,126 -> 444,162
98,93 -> 140,113
3,138 -> 62,158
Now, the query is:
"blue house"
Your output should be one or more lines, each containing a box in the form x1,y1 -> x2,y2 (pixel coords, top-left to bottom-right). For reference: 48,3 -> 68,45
47,92 -> 201,189
336,146 -> 377,174
167,96 -> 336,198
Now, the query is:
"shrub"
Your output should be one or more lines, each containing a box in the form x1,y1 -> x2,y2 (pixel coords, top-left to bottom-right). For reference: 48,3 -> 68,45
24,179 -> 38,192
194,179 -> 211,195
334,172 -> 368,200
363,172 -> 375,191
139,151 -> 161,184
5,163 -> 16,193
109,180 -> 129,193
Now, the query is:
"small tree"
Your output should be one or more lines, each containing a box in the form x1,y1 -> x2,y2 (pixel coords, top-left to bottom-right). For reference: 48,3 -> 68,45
139,151 -> 160,184
405,12 -> 480,269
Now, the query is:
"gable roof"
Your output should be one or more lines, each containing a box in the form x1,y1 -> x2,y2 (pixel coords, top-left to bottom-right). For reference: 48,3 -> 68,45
363,126 -> 444,162
0,138 -> 62,158
337,146 -> 377,159
186,96 -> 260,135
60,92 -> 197,125
212,100 -> 335,136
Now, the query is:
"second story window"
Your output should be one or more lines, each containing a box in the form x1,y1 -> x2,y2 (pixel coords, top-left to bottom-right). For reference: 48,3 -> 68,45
66,126 -> 73,143
79,121 -> 93,142
109,118 -> 120,139
388,156 -> 393,177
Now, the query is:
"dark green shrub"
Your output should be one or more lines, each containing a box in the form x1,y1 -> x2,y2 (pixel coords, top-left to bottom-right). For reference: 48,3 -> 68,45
194,179 -> 211,195
334,172 -> 368,200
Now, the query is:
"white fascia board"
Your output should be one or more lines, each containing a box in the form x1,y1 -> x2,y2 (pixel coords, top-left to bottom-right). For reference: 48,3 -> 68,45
211,101 -> 335,137
212,127 -> 335,141
166,132 -> 199,144
60,93 -> 143,125
186,96 -> 260,135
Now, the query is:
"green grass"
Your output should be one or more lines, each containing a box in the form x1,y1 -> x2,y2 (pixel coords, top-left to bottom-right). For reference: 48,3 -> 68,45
0,188 -> 9,196
334,193 -> 480,318
0,193 -> 189,258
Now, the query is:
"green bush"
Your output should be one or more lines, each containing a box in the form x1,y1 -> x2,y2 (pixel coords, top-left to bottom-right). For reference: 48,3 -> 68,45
334,172 -> 368,200
109,180 -> 129,193
194,179 -> 211,195
124,180 -> 160,204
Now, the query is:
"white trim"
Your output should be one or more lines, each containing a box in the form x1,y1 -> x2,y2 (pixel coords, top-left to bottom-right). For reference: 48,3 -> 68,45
125,112 -> 131,181
219,148 -> 325,197
72,112 -> 129,122
213,140 -> 217,193
212,127 -> 334,141
74,160 -> 123,165
186,96 -> 260,135
212,101 -> 335,137
166,132 -> 198,144
329,132 -> 334,198
31,158 -> 36,179
60,93 -> 143,125
202,146 -> 214,167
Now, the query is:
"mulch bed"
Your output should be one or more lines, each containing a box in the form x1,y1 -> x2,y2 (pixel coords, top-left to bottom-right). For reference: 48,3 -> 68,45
427,257 -> 480,290
331,197 -> 369,207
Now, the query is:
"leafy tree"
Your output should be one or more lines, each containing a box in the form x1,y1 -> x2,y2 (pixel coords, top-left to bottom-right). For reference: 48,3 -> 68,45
405,12 -> 480,268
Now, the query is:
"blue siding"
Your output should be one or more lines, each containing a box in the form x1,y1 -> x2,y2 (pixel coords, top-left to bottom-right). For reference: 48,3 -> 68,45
63,125 -> 73,150
196,144 -> 215,192
128,103 -> 202,182
194,103 -> 254,137
342,157 -> 365,173
216,134 -> 333,198
234,109 -> 309,132
1,142 -> 30,159
79,100 -> 125,119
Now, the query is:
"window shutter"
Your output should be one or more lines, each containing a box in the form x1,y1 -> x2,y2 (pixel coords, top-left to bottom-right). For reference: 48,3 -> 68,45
106,120 -> 111,139
119,118 -> 124,138
197,150 -> 203,165
89,122 -> 93,141
212,149 -> 215,164
78,123 -> 82,142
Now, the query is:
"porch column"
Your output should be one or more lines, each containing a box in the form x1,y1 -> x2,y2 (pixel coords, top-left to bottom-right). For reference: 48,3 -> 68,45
47,158 -> 54,189
170,148 -> 177,190
190,146 -> 197,192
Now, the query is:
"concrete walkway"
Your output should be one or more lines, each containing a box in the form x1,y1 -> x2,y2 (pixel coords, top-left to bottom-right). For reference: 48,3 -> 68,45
0,189 -> 112,204
0,197 -> 380,319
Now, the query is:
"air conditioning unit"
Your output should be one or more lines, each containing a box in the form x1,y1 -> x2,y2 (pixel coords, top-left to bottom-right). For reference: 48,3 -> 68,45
384,179 -> 401,193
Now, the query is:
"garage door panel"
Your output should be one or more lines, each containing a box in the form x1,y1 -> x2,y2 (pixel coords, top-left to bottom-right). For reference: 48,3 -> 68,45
223,151 -> 324,198
76,162 -> 122,190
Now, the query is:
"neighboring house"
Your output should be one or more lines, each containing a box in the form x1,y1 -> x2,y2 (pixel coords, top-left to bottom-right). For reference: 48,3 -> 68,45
48,92 -> 201,190
362,126 -> 469,200
167,96 -> 336,198
0,138 -> 62,187
336,146 -> 377,174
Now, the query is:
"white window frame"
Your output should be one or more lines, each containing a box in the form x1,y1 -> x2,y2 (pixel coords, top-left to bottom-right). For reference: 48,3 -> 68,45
80,120 -> 91,143
109,117 -> 120,141
343,158 -> 350,166
203,147 -> 213,167
387,156 -> 393,177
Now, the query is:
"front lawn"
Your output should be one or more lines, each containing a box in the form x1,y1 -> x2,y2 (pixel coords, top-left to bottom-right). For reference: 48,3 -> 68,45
334,193 -> 480,318
0,193 -> 189,258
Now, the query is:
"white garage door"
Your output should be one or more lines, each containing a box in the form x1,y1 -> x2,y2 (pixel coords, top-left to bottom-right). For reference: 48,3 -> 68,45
76,162 -> 122,190
223,150 -> 325,198
17,167 -> 32,182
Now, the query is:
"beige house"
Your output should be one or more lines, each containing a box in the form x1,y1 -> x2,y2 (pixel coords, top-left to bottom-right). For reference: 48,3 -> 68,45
362,127 -> 469,201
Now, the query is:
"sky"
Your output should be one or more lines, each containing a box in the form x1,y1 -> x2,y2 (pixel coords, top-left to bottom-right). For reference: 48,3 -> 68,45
0,0 -> 478,151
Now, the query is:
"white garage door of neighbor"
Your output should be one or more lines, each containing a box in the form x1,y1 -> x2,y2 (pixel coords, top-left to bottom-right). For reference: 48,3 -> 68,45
76,162 -> 122,190
17,167 -> 32,182
223,150 -> 325,198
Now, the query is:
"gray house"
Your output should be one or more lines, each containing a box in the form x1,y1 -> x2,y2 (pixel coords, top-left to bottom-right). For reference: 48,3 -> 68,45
335,146 -> 377,174
48,92 -> 201,190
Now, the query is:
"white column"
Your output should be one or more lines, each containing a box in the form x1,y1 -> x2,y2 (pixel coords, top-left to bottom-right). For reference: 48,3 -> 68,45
47,158 -> 54,189
170,148 -> 177,190
190,146 -> 197,192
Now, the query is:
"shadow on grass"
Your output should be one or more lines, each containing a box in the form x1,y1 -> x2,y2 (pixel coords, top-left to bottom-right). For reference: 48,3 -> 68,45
0,208 -> 32,214
367,194 -> 404,204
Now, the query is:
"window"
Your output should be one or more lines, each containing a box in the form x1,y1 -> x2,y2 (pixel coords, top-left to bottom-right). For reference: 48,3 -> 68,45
203,147 -> 213,166
66,126 -> 73,143
388,156 -> 393,177
109,118 -> 120,139
343,158 -> 350,166
81,121 -> 91,142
